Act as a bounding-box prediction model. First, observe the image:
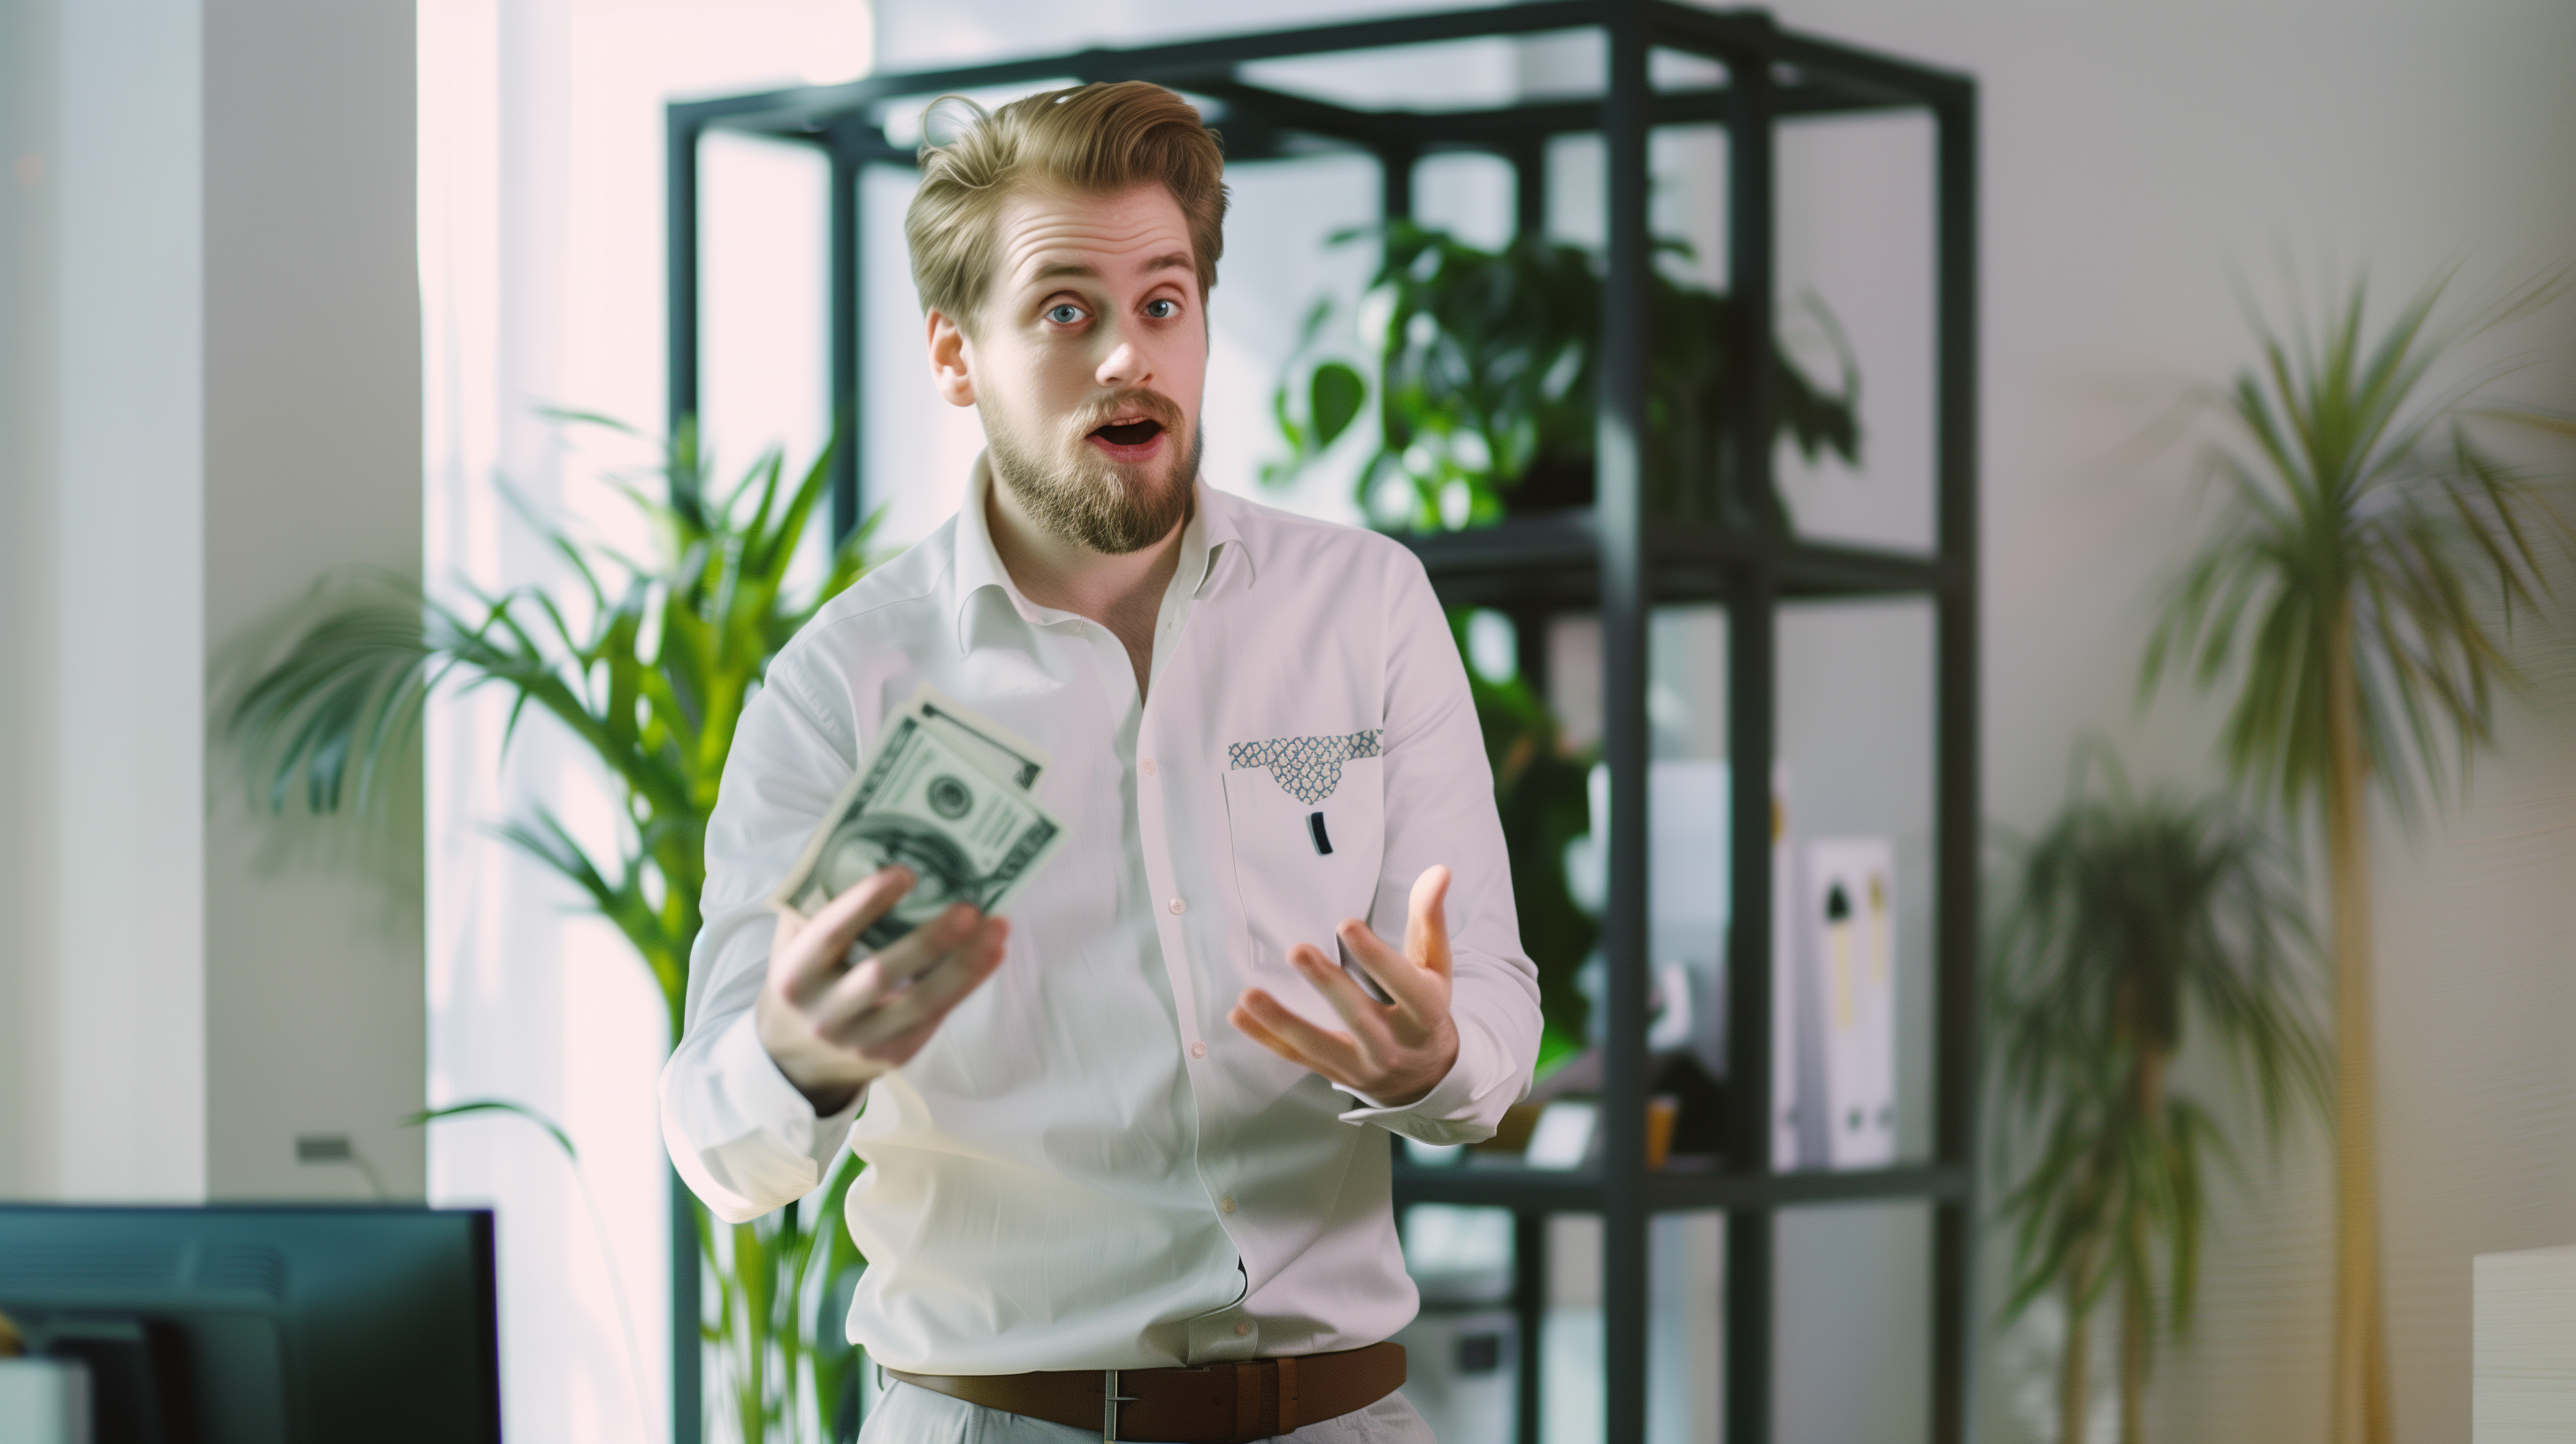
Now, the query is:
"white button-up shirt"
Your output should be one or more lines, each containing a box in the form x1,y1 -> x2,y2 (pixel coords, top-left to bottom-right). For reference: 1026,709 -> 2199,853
660,460 -> 1540,1375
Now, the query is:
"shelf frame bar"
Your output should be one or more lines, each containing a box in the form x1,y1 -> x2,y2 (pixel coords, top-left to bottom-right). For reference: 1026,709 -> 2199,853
1719,28 -> 1783,1442
1513,1208 -> 1550,1444
1592,6 -> 1657,1442
827,121 -> 865,542
1928,78 -> 1984,1444
663,12 -> 1979,1442
663,101 -> 708,1444
1393,1161 -> 1973,1212
668,1 -> 1969,142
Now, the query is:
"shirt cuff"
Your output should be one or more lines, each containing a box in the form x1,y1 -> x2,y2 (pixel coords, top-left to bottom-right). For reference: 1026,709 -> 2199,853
1334,1031 -> 1496,1146
709,1011 -> 866,1165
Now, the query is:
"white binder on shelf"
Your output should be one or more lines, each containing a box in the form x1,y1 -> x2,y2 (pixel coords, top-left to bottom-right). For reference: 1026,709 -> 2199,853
1804,839 -> 1898,1169
1568,764 -> 1897,1171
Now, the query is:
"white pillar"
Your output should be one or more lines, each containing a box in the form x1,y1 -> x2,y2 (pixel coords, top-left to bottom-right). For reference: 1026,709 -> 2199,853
200,0 -> 426,1204
0,0 -> 209,1203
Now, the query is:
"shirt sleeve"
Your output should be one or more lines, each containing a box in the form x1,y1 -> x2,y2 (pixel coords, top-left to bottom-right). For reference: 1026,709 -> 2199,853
657,641 -> 870,1225
1336,551 -> 1543,1146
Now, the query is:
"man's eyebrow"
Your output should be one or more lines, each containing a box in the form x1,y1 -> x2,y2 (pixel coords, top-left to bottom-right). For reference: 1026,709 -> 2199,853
1027,252 -> 1194,283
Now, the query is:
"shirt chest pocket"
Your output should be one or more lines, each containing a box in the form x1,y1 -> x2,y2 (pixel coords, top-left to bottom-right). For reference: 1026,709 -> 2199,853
1220,736 -> 1386,1018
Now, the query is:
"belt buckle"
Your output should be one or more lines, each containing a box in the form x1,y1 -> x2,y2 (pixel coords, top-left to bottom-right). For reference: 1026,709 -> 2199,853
1102,1367 -> 1138,1442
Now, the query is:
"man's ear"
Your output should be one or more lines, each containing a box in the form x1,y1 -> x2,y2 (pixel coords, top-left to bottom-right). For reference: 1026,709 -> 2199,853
925,309 -> 976,408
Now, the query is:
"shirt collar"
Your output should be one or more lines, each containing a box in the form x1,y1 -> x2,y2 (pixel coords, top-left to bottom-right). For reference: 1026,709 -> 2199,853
951,453 -> 1246,653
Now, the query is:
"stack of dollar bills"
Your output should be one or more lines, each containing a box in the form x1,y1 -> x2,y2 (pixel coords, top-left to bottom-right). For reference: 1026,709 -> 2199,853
771,686 -> 1067,951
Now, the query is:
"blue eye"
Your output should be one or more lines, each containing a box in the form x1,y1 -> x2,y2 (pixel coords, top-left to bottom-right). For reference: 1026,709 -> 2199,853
1046,303 -> 1084,325
1145,298 -> 1179,319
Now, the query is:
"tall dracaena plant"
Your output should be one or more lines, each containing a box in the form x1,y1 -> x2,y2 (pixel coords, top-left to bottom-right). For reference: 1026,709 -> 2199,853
219,415 -> 878,1443
1990,751 -> 2326,1444
2141,270 -> 2572,1444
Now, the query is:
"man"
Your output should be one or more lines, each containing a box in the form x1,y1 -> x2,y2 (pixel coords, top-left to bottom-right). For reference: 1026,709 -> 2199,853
662,81 -> 1540,1444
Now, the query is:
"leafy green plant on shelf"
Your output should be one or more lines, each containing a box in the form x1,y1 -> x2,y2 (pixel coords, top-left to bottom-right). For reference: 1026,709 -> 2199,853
1988,749 -> 2327,1444
1265,221 -> 1862,532
1448,609 -> 1597,1071
218,417 -> 876,1444
2138,268 -> 2572,1443
1269,222 -> 1859,1059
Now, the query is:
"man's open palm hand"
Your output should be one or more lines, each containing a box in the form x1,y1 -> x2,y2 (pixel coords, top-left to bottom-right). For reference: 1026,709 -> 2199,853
1229,865 -> 1460,1107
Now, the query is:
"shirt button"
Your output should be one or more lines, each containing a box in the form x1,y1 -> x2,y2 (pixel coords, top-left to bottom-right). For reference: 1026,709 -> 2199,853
1168,898 -> 1187,915
1235,1322 -> 1251,1337
1140,758 -> 1157,777
1190,1041 -> 1208,1059
1219,1195 -> 1236,1214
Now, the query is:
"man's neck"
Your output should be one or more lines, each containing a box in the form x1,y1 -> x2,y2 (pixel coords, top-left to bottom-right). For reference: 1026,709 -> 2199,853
985,470 -> 1188,697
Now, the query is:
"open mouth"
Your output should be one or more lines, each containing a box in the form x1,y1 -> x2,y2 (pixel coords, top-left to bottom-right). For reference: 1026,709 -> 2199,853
1091,419 -> 1163,447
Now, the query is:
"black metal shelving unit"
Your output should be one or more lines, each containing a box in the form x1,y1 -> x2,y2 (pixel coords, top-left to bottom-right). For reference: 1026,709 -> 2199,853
666,6 -> 1977,1441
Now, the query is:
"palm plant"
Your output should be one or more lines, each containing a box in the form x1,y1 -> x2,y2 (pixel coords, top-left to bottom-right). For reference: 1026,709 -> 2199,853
218,417 -> 877,1443
2140,269 -> 2572,1444
1990,752 -> 2327,1444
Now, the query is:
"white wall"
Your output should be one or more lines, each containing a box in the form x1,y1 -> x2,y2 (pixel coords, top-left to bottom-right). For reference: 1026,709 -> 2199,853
0,0 -> 426,1204
1768,5 -> 2576,1442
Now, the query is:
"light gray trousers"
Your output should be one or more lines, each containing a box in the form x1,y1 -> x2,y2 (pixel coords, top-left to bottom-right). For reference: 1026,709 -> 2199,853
856,1379 -> 1436,1444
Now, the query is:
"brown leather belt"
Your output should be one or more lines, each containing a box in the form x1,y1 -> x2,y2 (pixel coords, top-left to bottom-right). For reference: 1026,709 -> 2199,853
888,1341 -> 1405,1442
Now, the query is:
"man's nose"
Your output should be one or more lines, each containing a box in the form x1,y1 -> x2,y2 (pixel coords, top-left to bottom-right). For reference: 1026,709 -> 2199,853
1095,330 -> 1151,389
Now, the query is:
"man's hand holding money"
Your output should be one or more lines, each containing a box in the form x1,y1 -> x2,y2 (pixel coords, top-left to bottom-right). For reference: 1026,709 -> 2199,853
755,866 -> 1012,1115
757,688 -> 1060,1114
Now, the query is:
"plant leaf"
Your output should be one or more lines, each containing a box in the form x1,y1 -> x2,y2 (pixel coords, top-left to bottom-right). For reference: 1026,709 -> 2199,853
406,1098 -> 578,1162
1308,361 -> 1365,449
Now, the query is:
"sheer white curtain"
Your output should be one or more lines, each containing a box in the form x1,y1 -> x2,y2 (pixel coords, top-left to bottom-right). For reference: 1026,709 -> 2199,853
418,4 -> 869,1439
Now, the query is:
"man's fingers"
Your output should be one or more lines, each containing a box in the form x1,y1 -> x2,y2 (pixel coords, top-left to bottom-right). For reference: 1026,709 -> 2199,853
1403,865 -> 1453,979
1336,920 -> 1440,1020
774,866 -> 917,1002
806,954 -> 899,1025
1287,942 -> 1399,1041
835,918 -> 1010,1047
856,902 -> 984,992
834,918 -> 1007,1040
1225,1000 -> 1300,1062
856,1009 -> 954,1072
1230,989 -> 1365,1080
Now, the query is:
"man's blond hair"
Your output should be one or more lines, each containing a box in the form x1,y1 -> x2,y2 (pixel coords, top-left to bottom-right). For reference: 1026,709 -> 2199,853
904,81 -> 1228,331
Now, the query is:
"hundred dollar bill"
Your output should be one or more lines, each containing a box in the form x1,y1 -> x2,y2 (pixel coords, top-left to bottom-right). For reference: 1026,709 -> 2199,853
773,687 -> 1065,952
908,685 -> 1049,792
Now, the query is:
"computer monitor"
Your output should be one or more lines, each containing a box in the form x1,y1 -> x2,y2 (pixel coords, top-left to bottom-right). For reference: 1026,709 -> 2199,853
0,1203 -> 501,1444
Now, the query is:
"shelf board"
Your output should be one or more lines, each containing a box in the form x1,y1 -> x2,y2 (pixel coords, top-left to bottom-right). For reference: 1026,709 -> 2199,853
1392,1158 -> 1969,1212
1397,511 -> 1954,608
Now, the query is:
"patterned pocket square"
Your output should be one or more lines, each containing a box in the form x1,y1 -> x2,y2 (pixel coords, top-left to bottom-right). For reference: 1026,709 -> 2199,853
1228,730 -> 1384,805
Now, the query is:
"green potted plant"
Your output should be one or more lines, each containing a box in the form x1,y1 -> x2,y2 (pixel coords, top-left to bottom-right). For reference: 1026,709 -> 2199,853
219,417 -> 875,1442
1266,222 -> 1862,531
1989,750 -> 2327,1444
1447,610 -> 1597,1070
2139,269 -> 2572,1443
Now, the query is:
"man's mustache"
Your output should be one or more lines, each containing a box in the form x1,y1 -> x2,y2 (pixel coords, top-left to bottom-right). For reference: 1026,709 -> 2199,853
1069,389 -> 1184,435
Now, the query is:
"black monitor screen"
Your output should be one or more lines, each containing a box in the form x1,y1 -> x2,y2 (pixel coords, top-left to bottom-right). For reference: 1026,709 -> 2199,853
0,1203 -> 501,1444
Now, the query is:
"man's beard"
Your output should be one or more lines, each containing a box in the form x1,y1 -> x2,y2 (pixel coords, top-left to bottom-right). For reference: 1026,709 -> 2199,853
983,387 -> 1200,556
